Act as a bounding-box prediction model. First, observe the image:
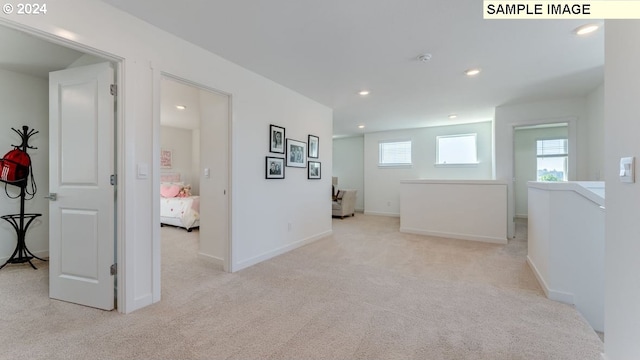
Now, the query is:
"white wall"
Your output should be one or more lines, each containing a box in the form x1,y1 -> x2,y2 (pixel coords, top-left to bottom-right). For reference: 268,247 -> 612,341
67,53 -> 104,68
160,126 -> 198,192
364,122 -> 493,216
232,93 -> 332,270
0,68 -> 49,263
603,20 -> 640,360
1,0 -> 332,313
527,182 -> 604,332
514,125 -> 568,217
586,83 -> 605,181
332,136 -> 364,211
400,180 -> 507,244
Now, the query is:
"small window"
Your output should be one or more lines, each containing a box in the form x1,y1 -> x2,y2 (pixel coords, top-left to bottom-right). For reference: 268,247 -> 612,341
537,138 -> 568,181
379,140 -> 412,166
436,134 -> 478,165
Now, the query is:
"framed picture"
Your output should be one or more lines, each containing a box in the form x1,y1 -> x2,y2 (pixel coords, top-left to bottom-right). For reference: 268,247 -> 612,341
160,148 -> 172,169
286,139 -> 307,168
266,157 -> 285,179
308,161 -> 321,179
270,124 -> 285,154
308,135 -> 319,158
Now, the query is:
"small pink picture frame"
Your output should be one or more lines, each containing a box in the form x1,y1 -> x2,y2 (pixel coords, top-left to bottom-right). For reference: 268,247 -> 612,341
160,148 -> 172,169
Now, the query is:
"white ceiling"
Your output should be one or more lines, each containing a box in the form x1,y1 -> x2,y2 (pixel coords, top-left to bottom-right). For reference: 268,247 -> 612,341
0,26 -> 85,78
0,25 -> 199,130
161,78 -> 202,130
101,0 -> 604,137
6,1 -> 606,137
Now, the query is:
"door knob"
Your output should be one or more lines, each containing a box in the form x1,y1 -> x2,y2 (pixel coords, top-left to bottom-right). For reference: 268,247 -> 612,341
44,193 -> 57,201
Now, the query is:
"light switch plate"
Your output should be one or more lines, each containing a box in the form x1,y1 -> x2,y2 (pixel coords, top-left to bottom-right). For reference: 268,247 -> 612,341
137,163 -> 149,179
620,157 -> 635,183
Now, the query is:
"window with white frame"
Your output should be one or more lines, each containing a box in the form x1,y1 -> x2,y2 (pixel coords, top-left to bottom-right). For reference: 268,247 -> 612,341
436,133 -> 478,165
379,140 -> 412,166
536,138 -> 568,181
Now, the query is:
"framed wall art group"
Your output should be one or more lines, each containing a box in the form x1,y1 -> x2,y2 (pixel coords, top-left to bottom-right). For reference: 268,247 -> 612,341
265,124 -> 321,180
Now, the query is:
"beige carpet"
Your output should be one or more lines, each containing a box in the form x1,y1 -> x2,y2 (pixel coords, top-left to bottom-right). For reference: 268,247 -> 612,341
0,215 -> 603,359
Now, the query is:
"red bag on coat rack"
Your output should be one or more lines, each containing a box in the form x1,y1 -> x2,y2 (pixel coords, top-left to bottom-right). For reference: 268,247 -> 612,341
0,148 -> 30,183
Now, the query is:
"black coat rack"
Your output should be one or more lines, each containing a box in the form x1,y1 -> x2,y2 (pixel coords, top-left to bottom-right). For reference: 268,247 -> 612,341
0,126 -> 45,270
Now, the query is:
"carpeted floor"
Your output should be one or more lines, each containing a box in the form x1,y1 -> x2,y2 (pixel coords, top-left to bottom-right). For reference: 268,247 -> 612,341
0,215 -> 603,359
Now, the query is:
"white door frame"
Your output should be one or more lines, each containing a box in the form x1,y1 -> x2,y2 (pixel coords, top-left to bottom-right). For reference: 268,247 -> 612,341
507,116 -> 577,237
151,69 -> 233,302
0,20 -> 126,312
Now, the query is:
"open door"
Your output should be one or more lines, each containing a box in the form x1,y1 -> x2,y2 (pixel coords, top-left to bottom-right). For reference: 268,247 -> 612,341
48,62 -> 115,310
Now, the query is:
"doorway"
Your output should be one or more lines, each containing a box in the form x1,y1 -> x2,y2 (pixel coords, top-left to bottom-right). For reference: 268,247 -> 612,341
0,24 -> 122,310
157,75 -> 231,286
513,122 -> 570,219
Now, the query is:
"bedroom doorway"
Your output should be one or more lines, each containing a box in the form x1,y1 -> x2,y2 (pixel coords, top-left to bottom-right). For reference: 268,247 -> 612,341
0,24 -> 123,310
159,75 -> 230,275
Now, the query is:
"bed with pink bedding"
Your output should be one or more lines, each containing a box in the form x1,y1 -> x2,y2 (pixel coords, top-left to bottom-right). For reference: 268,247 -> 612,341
160,173 -> 200,231
160,195 -> 200,231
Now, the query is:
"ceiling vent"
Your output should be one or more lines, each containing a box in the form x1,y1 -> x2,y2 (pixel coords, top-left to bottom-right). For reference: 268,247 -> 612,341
418,54 -> 432,62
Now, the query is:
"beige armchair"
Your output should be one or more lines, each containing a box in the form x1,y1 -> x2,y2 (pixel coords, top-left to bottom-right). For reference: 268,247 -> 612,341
332,189 -> 357,218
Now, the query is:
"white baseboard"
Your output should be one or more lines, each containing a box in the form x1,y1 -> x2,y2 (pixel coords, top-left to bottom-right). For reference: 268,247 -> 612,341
526,256 -> 574,304
548,288 -> 574,304
197,253 -> 224,267
0,250 -> 49,264
130,293 -> 154,313
364,211 -> 400,217
400,227 -> 507,245
233,230 -> 332,272
527,256 -> 550,298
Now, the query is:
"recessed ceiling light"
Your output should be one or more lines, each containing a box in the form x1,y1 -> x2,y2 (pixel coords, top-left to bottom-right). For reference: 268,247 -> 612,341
358,90 -> 370,96
448,114 -> 458,119
358,125 -> 365,129
465,68 -> 481,76
574,24 -> 599,36
54,28 -> 79,41
176,105 -> 186,110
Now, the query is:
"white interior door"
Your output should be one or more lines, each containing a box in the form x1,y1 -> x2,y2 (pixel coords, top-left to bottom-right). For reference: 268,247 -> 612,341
197,88 -> 230,270
48,62 -> 115,310
205,92 -> 229,270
